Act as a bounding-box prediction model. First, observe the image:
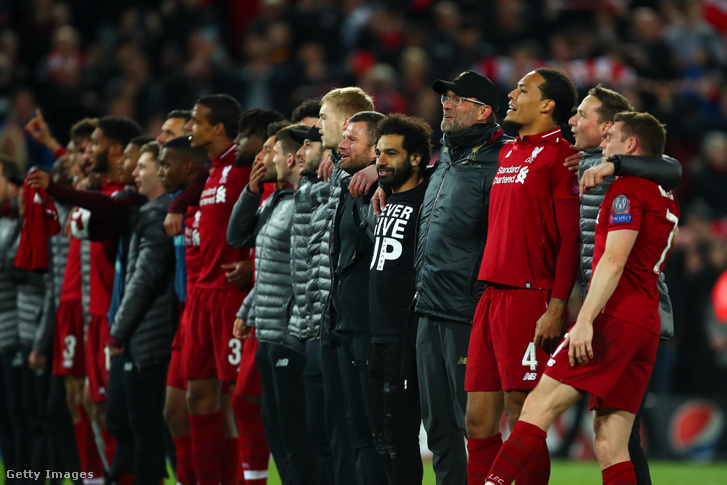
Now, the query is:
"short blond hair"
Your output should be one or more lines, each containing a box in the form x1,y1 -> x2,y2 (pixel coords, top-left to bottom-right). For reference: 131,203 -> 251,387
321,87 -> 375,119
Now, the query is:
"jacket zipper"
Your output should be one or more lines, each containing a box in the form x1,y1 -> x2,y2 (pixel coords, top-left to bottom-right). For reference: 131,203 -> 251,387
414,161 -> 452,303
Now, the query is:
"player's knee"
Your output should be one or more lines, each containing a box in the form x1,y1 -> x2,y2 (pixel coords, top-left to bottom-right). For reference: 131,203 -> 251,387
464,411 -> 498,439
593,432 -> 619,468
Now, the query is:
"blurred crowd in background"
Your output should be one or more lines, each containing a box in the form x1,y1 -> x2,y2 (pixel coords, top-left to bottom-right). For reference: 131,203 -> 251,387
1,0 -> 727,396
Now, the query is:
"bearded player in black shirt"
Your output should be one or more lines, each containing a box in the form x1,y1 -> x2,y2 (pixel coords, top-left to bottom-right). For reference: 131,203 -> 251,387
369,114 -> 432,484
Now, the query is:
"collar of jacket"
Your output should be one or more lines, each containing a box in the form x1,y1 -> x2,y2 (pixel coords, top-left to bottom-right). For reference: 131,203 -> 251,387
441,123 -> 502,150
300,169 -> 321,182
584,146 -> 603,158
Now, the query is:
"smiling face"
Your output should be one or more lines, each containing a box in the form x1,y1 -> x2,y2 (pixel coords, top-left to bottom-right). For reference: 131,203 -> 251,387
315,102 -> 346,150
375,134 -> 420,192
569,95 -> 608,152
440,90 -> 482,135
504,71 -> 547,132
133,151 -> 161,198
338,121 -> 374,174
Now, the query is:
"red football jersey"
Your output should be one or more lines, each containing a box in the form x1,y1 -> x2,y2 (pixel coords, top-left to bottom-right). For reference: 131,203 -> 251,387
196,145 -> 253,289
14,178 -> 61,272
478,129 -> 579,291
88,179 -> 124,315
593,176 -> 680,335
184,205 -> 202,287
61,236 -> 82,300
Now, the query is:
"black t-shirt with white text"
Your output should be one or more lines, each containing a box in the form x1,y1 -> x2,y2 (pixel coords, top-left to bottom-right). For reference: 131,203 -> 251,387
369,182 -> 427,343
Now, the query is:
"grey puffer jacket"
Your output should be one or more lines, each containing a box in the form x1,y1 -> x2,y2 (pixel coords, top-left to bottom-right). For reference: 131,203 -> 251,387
110,194 -> 176,370
0,217 -> 20,352
414,123 -> 513,324
32,203 -> 72,355
290,170 -> 321,340
230,185 -> 301,353
306,152 -> 346,346
578,149 -> 682,338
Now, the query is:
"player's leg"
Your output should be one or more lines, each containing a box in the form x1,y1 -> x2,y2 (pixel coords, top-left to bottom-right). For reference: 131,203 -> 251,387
629,397 -> 651,485
465,289 -> 505,485
593,408 -> 637,485
465,391 -> 505,485
485,375 -> 582,485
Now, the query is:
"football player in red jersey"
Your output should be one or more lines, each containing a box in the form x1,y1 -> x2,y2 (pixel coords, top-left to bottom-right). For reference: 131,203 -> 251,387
182,94 -> 249,485
466,68 -> 580,485
485,112 -> 679,485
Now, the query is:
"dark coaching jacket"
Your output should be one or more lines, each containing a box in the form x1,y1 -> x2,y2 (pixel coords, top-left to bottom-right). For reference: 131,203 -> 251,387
414,123 -> 513,324
110,193 -> 176,370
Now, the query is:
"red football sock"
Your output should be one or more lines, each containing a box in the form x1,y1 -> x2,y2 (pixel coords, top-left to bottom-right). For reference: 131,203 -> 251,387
100,428 -> 116,472
516,432 -> 551,485
602,461 -> 636,485
190,411 -> 226,485
173,435 -> 196,485
75,407 -> 104,482
231,395 -> 269,485
467,433 -> 503,485
223,437 -> 239,485
115,470 -> 135,485
486,421 -> 547,485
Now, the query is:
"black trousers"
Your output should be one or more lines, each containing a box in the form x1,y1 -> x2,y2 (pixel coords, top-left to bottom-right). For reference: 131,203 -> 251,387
256,341 -> 320,485
106,354 -> 168,485
46,375 -> 82,482
369,341 -> 423,485
337,331 -> 388,485
304,338 -> 357,485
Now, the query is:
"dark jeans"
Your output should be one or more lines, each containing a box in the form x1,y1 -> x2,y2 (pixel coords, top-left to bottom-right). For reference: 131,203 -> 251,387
369,342 -> 422,485
304,339 -> 356,485
337,331 -> 388,485
256,341 -> 320,485
106,354 -> 168,485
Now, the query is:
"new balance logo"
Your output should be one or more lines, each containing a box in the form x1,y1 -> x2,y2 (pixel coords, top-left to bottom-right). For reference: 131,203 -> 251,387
457,357 -> 467,365
275,359 -> 289,367
522,372 -> 538,381
547,358 -> 556,367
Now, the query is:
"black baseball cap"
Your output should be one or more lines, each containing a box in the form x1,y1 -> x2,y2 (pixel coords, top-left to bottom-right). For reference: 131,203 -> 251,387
289,125 -> 322,144
432,71 -> 499,111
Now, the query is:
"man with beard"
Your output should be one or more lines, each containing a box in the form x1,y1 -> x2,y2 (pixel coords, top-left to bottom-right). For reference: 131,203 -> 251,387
369,114 -> 432,484
374,71 -> 512,485
288,124 -> 349,485
31,116 -> 143,482
331,110 -> 388,485
465,68 -> 580,485
230,123 -> 322,484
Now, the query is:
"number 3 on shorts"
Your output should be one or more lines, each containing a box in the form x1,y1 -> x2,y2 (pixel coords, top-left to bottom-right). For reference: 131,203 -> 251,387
228,338 -> 241,365
522,342 -> 538,371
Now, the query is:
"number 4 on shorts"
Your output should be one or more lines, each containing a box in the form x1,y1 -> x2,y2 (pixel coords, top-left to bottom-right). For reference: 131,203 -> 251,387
522,342 -> 538,371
